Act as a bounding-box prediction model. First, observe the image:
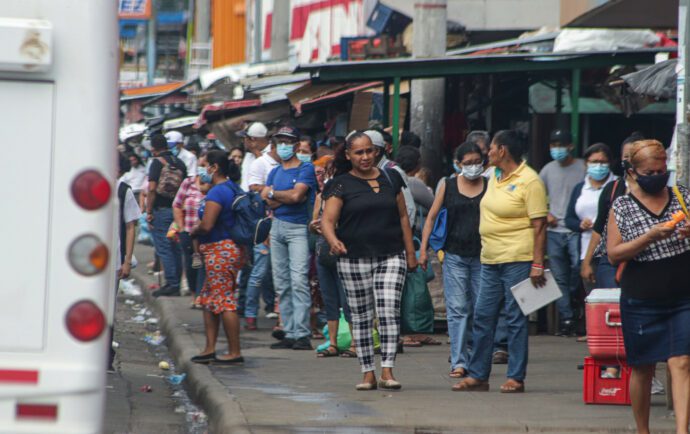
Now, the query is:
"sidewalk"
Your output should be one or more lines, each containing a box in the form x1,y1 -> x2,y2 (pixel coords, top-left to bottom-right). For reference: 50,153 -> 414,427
134,245 -> 676,433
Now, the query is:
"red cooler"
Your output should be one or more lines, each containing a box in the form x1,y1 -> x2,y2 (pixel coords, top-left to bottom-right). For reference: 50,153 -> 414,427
585,288 -> 626,360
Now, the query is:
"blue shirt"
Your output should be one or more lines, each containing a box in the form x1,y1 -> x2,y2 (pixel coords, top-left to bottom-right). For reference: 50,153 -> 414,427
197,181 -> 237,244
266,162 -> 316,225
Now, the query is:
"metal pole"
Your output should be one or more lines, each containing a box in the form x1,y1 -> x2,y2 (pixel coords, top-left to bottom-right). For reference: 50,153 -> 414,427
570,68 -> 581,155
392,76 -> 401,154
254,0 -> 263,63
676,0 -> 690,187
383,80 -> 390,128
146,10 -> 157,86
270,0 -> 290,61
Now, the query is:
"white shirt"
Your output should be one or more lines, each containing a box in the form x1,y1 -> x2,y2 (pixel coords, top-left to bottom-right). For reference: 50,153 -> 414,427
121,165 -> 147,193
177,148 -> 198,178
248,153 -> 280,188
574,173 -> 616,260
241,153 -> 257,191
116,179 -> 142,271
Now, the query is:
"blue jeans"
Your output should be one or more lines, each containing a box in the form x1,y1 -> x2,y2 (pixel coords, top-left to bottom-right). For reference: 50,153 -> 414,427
178,232 -> 204,295
443,254 -> 481,370
151,208 -> 182,289
596,256 -> 618,289
547,231 -> 580,321
316,261 -> 351,323
270,219 -> 311,340
245,243 -> 271,318
468,262 -> 531,382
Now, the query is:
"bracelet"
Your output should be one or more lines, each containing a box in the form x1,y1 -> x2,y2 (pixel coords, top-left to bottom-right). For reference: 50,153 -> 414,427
531,263 -> 544,270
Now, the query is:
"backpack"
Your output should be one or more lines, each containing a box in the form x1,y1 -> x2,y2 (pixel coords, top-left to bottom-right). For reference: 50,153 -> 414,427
155,156 -> 185,199
222,182 -> 272,247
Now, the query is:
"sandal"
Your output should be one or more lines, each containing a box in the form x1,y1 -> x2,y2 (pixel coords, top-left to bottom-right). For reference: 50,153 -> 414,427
402,337 -> 422,347
416,336 -> 442,346
317,345 -> 339,358
340,348 -> 357,358
500,379 -> 525,393
452,378 -> 489,392
449,368 -> 467,378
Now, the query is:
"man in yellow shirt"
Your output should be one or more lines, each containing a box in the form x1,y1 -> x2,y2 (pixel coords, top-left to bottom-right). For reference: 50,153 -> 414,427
455,130 -> 547,394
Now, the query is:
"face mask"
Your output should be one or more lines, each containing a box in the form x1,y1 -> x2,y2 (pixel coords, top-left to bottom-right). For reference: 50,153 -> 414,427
550,147 -> 569,162
453,162 -> 463,174
276,143 -> 295,161
587,163 -> 610,181
170,146 -> 179,157
297,153 -> 312,164
634,171 -> 669,194
462,164 -> 484,180
198,167 -> 213,184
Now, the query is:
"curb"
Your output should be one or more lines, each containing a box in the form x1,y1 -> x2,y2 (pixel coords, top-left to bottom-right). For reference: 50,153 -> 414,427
135,274 -> 250,434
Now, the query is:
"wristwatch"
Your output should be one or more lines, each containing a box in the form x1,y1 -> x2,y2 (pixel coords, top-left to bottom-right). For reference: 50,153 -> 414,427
267,189 -> 275,200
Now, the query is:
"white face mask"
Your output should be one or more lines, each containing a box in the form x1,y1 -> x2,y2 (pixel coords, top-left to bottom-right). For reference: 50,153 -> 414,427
462,164 -> 484,180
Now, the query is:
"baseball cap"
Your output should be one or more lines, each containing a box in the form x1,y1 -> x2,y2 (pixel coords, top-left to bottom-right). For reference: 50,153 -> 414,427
165,130 -> 184,145
364,130 -> 385,148
237,122 -> 268,138
272,126 -> 300,140
549,129 -> 572,144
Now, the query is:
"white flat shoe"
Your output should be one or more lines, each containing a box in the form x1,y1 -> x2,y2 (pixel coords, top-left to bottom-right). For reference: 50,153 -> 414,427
378,379 -> 402,390
355,382 -> 377,391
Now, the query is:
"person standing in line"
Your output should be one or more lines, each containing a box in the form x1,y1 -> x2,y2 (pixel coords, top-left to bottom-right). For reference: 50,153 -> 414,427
261,126 -> 318,351
238,122 -> 269,191
190,151 -> 247,365
564,143 -> 615,293
607,140 -> 690,434
321,132 -> 417,391
123,152 -> 147,201
420,142 -> 487,379
539,129 -> 586,337
229,146 -> 245,167
165,131 -> 197,178
146,134 -> 187,297
455,130 -> 547,393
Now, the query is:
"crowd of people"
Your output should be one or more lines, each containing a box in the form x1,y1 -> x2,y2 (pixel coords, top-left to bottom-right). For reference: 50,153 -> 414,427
115,122 -> 690,432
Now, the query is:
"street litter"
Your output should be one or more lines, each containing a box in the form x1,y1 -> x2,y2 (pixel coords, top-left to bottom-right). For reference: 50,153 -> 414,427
140,385 -> 152,393
111,341 -> 119,349
159,361 -> 170,370
130,315 -> 146,323
144,332 -> 165,346
119,279 -> 142,297
174,406 -> 186,414
137,308 -> 151,316
189,411 -> 207,424
124,299 -> 135,305
145,317 -> 159,325
167,374 -> 186,385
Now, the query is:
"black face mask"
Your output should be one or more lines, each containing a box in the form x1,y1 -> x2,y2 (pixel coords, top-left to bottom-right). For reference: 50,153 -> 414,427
634,171 -> 670,194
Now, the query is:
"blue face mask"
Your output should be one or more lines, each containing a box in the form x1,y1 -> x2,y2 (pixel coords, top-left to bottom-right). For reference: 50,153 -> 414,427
453,162 -> 463,174
297,153 -> 312,164
169,146 -> 179,157
276,143 -> 295,161
587,163 -> 610,181
197,167 -> 212,184
550,147 -> 569,162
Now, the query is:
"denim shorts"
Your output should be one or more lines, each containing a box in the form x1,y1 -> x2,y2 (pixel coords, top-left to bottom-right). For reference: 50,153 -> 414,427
620,296 -> 690,366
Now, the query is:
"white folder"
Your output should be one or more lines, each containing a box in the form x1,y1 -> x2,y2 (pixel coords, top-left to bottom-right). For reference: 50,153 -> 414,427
510,270 -> 563,316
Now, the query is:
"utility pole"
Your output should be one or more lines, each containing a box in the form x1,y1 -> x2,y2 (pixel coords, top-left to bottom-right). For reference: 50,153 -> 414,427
676,0 -> 690,187
146,4 -> 157,85
195,0 -> 211,42
270,0 -> 290,61
253,0 -> 263,63
410,0 -> 447,185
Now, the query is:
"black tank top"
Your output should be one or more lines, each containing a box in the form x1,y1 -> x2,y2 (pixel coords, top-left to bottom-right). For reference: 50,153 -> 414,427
443,176 -> 486,257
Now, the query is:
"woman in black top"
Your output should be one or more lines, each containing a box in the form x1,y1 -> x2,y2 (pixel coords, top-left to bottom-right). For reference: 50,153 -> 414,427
419,142 -> 487,380
321,132 -> 417,391
607,140 -> 690,434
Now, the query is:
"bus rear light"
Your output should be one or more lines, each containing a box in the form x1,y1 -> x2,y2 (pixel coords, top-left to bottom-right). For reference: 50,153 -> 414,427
65,301 -> 105,342
0,370 -> 38,384
68,235 -> 109,276
16,403 -> 57,421
71,170 -> 111,210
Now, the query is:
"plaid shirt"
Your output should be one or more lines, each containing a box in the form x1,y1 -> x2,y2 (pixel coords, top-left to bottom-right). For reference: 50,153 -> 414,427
173,178 -> 204,233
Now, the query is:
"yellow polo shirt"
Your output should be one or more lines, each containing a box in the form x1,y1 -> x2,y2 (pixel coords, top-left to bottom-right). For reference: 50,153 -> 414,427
479,162 -> 548,264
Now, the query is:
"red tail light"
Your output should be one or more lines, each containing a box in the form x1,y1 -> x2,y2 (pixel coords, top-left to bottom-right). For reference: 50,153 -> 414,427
65,301 -> 105,342
71,170 -> 111,210
16,403 -> 58,421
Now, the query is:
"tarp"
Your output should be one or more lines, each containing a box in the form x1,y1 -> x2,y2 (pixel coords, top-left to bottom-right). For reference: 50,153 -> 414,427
621,59 -> 677,99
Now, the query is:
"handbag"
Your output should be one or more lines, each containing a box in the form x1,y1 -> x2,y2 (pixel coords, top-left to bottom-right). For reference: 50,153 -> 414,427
428,179 -> 449,252
316,235 -> 338,267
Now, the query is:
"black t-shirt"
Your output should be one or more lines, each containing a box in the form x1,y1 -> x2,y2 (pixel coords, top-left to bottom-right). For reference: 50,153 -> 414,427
443,176 -> 486,257
593,179 -> 626,235
148,152 -> 187,209
622,251 -> 690,300
323,169 -> 406,259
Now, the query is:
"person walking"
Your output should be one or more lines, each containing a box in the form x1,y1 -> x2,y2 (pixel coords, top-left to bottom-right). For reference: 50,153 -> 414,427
190,150 -> 247,365
454,129 -> 547,393
539,129 -> 586,336
261,126 -> 318,350
420,142 -> 486,379
321,132 -> 417,391
607,139 -> 690,434
146,134 -> 187,297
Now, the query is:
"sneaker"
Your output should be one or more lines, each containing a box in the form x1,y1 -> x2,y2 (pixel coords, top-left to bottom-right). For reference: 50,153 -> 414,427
270,338 -> 295,349
492,350 -> 508,364
292,337 -> 313,350
272,328 -> 286,341
191,253 -> 202,269
152,285 -> 181,297
265,311 -> 279,319
651,377 -> 665,395
244,317 -> 257,331
556,320 -> 577,337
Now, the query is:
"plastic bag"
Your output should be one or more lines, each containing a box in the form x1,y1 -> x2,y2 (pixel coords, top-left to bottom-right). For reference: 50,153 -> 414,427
317,311 -> 352,352
137,213 -> 153,245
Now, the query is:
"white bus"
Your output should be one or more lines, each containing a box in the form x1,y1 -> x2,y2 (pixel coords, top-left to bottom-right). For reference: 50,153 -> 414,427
0,1 -> 118,433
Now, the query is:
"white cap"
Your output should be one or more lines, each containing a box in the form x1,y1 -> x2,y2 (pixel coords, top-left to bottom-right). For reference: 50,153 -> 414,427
364,130 -> 385,148
244,122 -> 268,138
165,130 -> 184,144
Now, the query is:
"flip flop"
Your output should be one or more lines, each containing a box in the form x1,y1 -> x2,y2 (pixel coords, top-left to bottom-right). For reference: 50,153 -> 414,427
340,349 -> 357,358
417,336 -> 442,346
452,378 -> 489,392
317,345 -> 339,358
500,379 -> 525,393
402,337 -> 422,347
449,368 -> 467,378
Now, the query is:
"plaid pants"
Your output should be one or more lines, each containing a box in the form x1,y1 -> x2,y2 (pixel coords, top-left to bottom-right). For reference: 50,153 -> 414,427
337,253 -> 407,373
